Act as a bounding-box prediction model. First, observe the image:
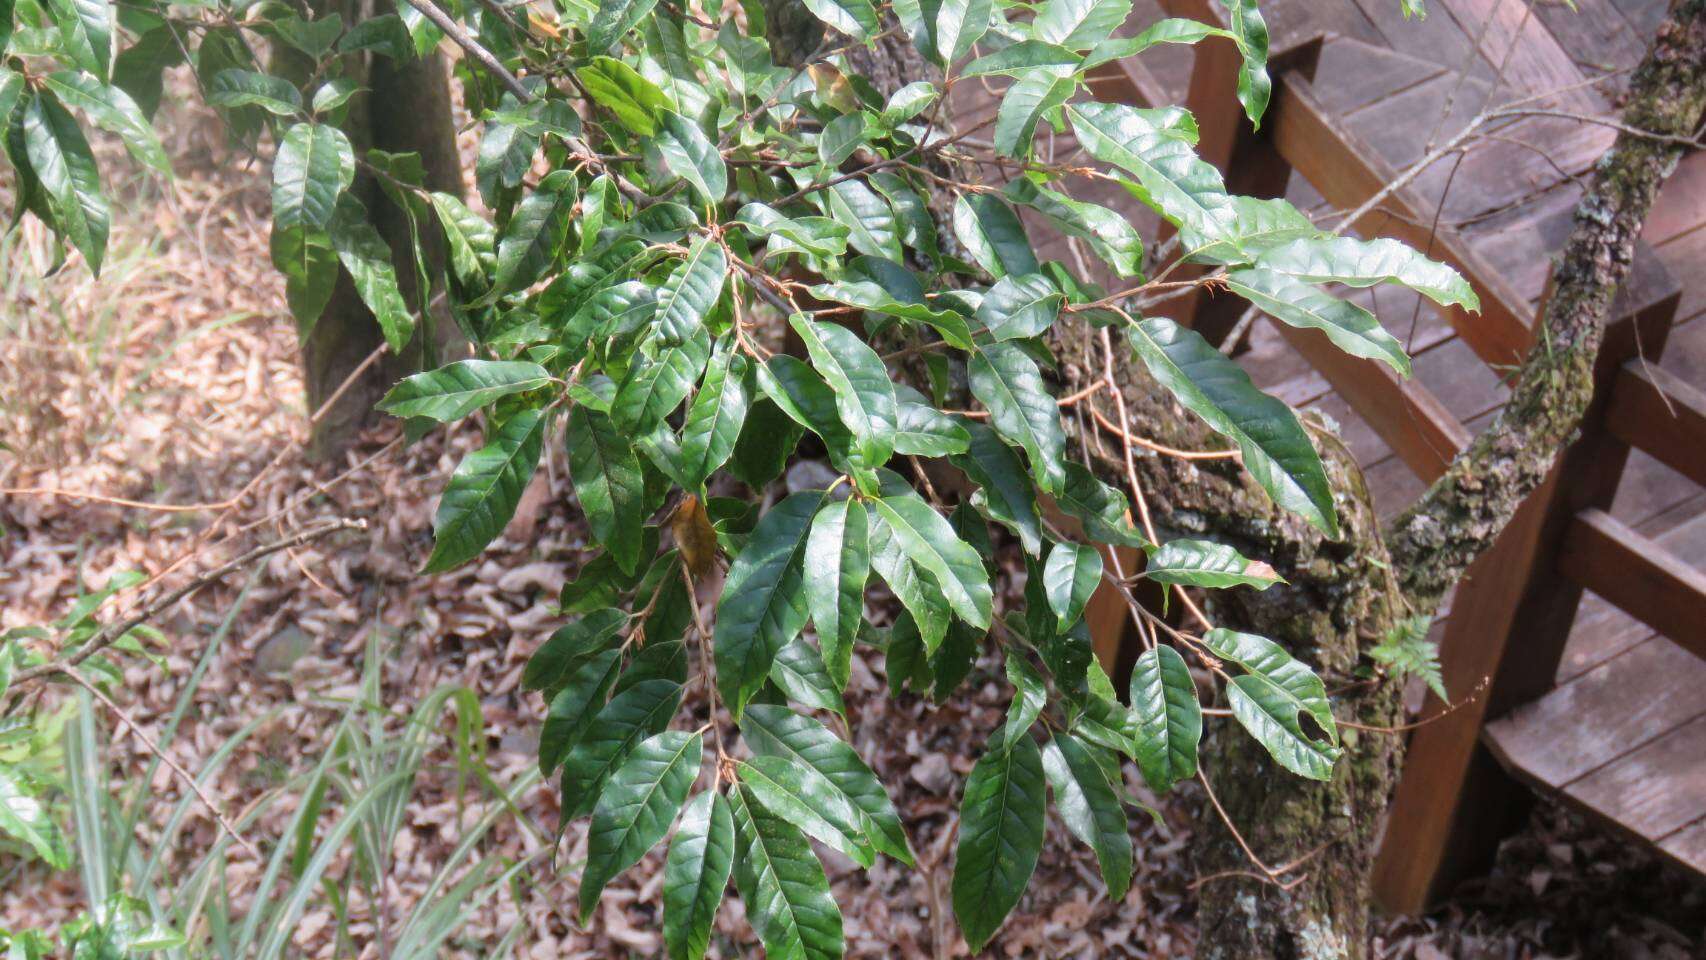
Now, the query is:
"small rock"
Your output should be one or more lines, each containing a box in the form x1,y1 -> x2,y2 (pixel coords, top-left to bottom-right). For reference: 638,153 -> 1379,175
910,753 -> 953,794
253,625 -> 312,677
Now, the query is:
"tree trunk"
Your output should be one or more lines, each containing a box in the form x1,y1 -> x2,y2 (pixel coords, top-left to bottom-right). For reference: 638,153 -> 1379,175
294,2 -> 466,460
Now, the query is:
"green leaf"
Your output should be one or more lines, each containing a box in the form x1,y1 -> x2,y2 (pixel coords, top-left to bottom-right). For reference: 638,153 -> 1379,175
1002,651 -> 1048,745
1178,195 -> 1320,264
1042,732 -> 1132,900
807,280 -> 973,350
272,122 -> 354,233
789,313 -> 898,467
730,784 -> 845,960
804,498 -> 868,691
577,56 -> 672,136
567,405 -> 648,575
963,41 -> 1080,77
1003,177 -> 1144,277
378,359 -> 551,423
824,178 -> 903,263
756,355 -> 864,475
680,344 -> 750,488
561,677 -> 684,819
893,385 -> 970,456
800,0 -> 879,39
1032,0 -> 1128,48
274,12 -> 343,58
328,194 -> 413,350
423,407 -> 547,572
586,0 -> 661,52
952,729 -> 1046,952
1055,462 -> 1148,548
715,492 -> 824,718
951,420 -> 1042,555
817,112 -> 866,168
1221,0 -> 1271,126
935,0 -> 992,64
655,235 -> 728,345
968,342 -> 1066,494
270,224 -> 338,332
1125,318 -> 1337,537
22,91 -> 109,274
430,191 -> 497,287
1128,643 -> 1199,792
1145,538 -> 1281,589
740,704 -> 912,865
769,638 -> 846,715
47,0 -> 113,81
612,327 -> 712,434
656,110 -> 727,204
664,790 -> 736,960
952,193 -> 1037,278
1223,268 -> 1410,375
538,646 -> 623,774
880,81 -> 937,124
1067,101 -> 1234,241
207,68 -> 302,116
870,487 -> 993,630
0,768 -> 70,869
1253,236 -> 1480,311
580,731 -> 704,921
866,512 -> 951,652
492,185 -> 572,295
525,608 -> 629,692
1043,540 -> 1101,631
738,203 -> 850,260
995,70 -> 1077,158
1226,675 -> 1340,780
976,272 -> 1062,341
740,755 -> 873,866
730,398 -> 806,490
1369,615 -> 1447,702
41,71 -> 168,175
1201,628 -> 1336,746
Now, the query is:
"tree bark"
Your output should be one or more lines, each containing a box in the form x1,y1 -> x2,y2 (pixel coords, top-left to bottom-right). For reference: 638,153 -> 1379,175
294,1 -> 466,460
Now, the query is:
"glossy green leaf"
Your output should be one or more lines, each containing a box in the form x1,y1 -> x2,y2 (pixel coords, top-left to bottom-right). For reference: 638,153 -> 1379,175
586,0 -> 661,52
715,492 -> 823,718
1043,540 -> 1102,631
328,194 -> 413,350
963,41 -> 1080,77
538,645 -> 623,774
756,355 -> 864,475
492,185 -> 572,295
1254,236 -> 1480,311
738,203 -> 850,260
207,68 -> 301,115
430,191 -> 497,287
968,342 -> 1066,494
580,731 -> 704,921
1067,101 -> 1235,242
23,91 -> 110,273
680,343 -> 750,488
730,784 -> 845,960
1032,0 -> 1128,48
768,638 -> 846,715
789,313 -> 898,467
656,110 -> 727,205
893,385 -> 971,456
577,56 -> 672,136
880,81 -> 937,124
1042,732 -> 1132,900
870,487 -> 992,630
1221,0 -> 1271,126
935,0 -> 992,64
561,677 -> 684,819
740,755 -> 873,867
952,193 -> 1038,278
525,608 -> 629,692
951,420 -> 1042,555
272,122 -> 354,235
567,404 -> 648,575
655,235 -> 727,345
1178,195 -> 1321,264
0,768 -> 71,869
807,280 -> 974,350
423,408 -> 546,573
977,272 -> 1062,341
1223,268 -> 1410,375
740,704 -> 912,865
270,224 -> 338,332
817,112 -> 866,168
1128,643 -> 1199,792
800,0 -> 879,38
1126,318 -> 1337,537
866,510 -> 951,652
824,179 -> 903,263
1055,462 -> 1148,548
1201,628 -> 1336,747
664,790 -> 734,960
1002,652 -> 1048,745
48,0 -> 113,81
1145,538 -> 1281,589
804,498 -> 868,691
952,729 -> 1045,952
1225,675 -> 1340,780
1003,177 -> 1145,278
41,72 -> 168,175
378,360 -> 550,423
612,327 -> 711,434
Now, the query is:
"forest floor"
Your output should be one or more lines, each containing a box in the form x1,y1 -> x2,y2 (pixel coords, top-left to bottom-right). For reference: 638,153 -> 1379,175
2,92 -> 1704,960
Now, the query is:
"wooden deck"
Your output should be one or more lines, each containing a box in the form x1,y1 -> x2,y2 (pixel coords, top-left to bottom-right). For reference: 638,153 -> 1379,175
949,0 -> 1706,899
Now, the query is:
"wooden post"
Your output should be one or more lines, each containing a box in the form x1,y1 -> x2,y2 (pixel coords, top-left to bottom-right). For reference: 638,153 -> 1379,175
1372,264 -> 1680,912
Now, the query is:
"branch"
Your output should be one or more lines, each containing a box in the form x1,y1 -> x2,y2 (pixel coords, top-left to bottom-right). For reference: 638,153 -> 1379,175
400,0 -> 533,101
1388,0 -> 1706,609
10,518 -> 366,687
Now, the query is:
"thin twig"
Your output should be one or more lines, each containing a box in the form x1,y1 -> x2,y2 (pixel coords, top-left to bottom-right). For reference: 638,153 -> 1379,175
400,0 -> 532,100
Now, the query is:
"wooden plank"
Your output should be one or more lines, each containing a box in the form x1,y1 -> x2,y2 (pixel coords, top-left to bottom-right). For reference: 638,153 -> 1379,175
1269,321 -> 1470,479
1642,151 -> 1706,246
1271,71 -> 1537,367
1437,0 -> 1607,111
1373,303 -> 1675,912
1658,817 -> 1706,875
1559,509 -> 1706,661
1483,636 -> 1706,787
1348,0 -> 1495,79
1529,0 -> 1648,78
1562,505 -> 1706,681
1565,713 -> 1706,841
1607,361 -> 1706,490
1314,36 -> 1449,116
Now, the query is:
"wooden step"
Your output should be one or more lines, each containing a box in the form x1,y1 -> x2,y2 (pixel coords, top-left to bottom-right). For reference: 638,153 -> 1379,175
1484,635 -> 1706,878
1560,508 -> 1706,662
